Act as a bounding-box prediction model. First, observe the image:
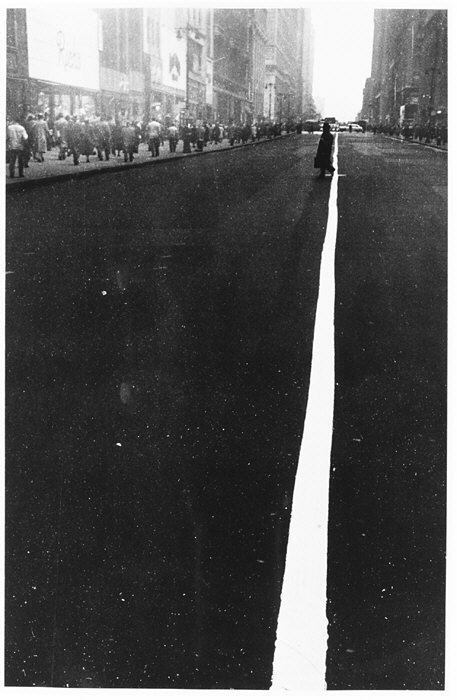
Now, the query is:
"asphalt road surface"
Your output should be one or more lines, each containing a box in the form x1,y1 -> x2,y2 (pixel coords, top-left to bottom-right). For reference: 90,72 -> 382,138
5,133 -> 446,689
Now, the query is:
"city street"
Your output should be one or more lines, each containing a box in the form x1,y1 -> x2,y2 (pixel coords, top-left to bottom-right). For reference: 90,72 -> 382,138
5,132 -> 446,689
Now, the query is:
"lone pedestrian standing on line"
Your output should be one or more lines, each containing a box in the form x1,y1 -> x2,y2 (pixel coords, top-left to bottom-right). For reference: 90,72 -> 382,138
314,122 -> 335,179
6,115 -> 28,178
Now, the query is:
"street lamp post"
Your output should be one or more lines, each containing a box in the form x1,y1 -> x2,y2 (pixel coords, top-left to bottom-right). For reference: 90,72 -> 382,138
266,82 -> 274,120
176,23 -> 191,116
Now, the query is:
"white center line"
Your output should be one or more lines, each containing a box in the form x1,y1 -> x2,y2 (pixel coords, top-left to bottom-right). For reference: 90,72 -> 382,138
271,134 -> 339,691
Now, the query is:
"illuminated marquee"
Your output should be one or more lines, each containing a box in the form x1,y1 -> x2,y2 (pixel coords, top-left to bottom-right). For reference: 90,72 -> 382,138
160,26 -> 186,92
27,8 -> 100,90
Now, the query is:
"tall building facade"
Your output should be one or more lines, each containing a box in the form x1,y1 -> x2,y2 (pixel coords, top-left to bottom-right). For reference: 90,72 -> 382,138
361,9 -> 447,128
264,8 -> 311,122
248,9 -> 269,122
98,8 -> 144,120
212,8 -> 251,123
6,7 -> 315,126
6,9 -> 29,119
299,9 -> 315,116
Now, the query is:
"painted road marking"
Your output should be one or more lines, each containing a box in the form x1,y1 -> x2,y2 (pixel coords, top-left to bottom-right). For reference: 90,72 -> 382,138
271,134 -> 339,691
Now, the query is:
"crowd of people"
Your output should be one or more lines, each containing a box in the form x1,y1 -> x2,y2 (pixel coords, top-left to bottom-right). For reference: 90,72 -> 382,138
6,111 -> 304,178
369,121 -> 447,147
7,110 -> 447,179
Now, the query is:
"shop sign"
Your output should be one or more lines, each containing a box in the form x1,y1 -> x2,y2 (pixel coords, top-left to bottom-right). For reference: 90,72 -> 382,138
160,25 -> 186,91
150,56 -> 162,86
27,8 -> 100,90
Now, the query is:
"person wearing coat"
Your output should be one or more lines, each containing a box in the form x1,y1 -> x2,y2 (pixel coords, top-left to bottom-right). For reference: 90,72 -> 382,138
54,113 -> 69,160
212,122 -> 221,145
181,123 -> 192,154
314,122 -> 335,178
94,117 -> 111,160
121,122 -> 136,162
203,122 -> 210,147
167,124 -> 179,153
110,120 -> 124,156
195,123 -> 205,151
227,122 -> 236,146
6,116 -> 28,177
32,114 -> 50,162
81,119 -> 96,162
23,114 -> 36,166
67,116 -> 84,165
146,118 -> 161,157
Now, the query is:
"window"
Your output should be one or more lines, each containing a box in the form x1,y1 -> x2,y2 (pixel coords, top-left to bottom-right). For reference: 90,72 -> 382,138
7,9 -> 18,48
189,39 -> 202,73
119,9 -> 127,71
102,10 -> 118,69
128,9 -> 142,70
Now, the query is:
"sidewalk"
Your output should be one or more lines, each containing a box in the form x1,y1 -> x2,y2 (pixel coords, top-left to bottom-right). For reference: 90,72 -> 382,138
381,133 -> 447,152
6,133 -> 293,189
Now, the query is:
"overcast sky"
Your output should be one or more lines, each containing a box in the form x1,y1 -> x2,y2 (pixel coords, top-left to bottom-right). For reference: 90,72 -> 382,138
311,3 -> 374,121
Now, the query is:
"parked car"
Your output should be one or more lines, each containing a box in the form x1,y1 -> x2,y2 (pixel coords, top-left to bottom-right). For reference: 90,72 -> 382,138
349,123 -> 363,132
338,123 -> 349,132
303,120 -> 321,132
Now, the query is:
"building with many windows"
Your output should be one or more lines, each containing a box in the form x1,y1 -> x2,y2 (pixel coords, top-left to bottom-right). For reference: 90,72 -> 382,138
98,8 -> 144,120
361,9 -> 447,129
249,10 -> 269,122
7,7 -> 101,120
6,7 -> 316,127
212,8 -> 251,124
6,9 -> 29,119
264,8 -> 310,122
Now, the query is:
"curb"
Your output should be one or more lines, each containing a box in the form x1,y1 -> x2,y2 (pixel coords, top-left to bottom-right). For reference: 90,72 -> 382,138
6,132 -> 296,193
381,134 -> 447,153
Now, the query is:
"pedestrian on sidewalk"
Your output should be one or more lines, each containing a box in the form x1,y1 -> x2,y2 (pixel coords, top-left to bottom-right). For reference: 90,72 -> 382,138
203,122 -> 210,147
147,117 -> 161,157
55,113 -> 69,160
122,121 -> 136,162
314,122 -> 335,179
190,122 -> 197,150
227,122 -> 235,146
81,118 -> 96,163
111,119 -> 124,157
23,114 -> 35,167
212,122 -> 221,145
167,123 -> 179,153
181,123 -> 192,154
95,116 -> 112,161
67,116 -> 84,165
44,111 -> 54,151
6,115 -> 28,178
196,122 -> 205,151
32,114 -> 50,163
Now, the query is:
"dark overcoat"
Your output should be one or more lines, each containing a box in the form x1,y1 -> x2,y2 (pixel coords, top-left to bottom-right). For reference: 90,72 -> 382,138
314,131 -> 334,168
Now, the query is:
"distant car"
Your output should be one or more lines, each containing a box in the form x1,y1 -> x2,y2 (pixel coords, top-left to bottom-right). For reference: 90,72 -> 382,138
349,123 -> 363,132
338,123 -> 349,132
